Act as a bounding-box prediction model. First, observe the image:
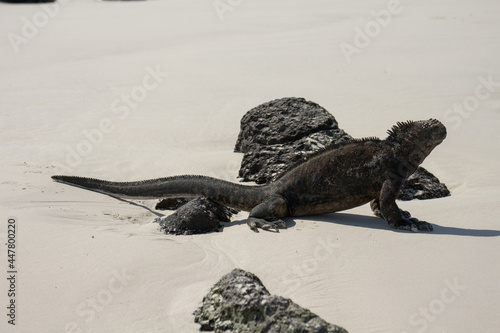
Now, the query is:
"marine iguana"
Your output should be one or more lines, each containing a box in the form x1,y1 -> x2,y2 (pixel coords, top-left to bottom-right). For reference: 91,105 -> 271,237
52,119 -> 447,232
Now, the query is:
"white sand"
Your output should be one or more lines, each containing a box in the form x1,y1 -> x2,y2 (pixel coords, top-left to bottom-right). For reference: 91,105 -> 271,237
1,0 -> 499,332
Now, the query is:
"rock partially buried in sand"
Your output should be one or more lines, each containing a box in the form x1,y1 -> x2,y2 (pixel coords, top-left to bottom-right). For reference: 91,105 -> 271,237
155,197 -> 193,210
194,268 -> 348,333
398,167 -> 450,200
156,197 -> 237,235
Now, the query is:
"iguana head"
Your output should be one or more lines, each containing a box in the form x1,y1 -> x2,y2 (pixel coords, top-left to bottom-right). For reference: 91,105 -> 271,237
387,118 -> 447,147
387,119 -> 447,174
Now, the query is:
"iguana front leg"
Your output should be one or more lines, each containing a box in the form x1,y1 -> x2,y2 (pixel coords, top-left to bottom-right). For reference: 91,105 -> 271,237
378,179 -> 433,232
370,198 -> 411,219
247,195 -> 288,232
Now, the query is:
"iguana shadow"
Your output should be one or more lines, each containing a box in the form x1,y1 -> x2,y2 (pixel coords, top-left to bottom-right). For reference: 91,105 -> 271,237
297,213 -> 500,237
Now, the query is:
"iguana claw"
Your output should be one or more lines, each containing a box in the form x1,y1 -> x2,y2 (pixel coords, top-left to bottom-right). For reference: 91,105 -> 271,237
247,217 -> 286,232
393,218 -> 433,232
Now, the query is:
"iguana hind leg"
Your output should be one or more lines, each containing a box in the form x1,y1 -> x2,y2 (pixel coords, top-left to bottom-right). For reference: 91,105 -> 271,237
247,195 -> 288,232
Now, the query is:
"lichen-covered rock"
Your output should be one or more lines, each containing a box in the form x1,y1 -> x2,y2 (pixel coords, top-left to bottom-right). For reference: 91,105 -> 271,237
194,268 -> 348,333
398,167 -> 451,201
156,197 -> 237,235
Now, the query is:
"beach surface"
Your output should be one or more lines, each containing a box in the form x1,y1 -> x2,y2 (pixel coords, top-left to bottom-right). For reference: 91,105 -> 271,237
1,0 -> 499,332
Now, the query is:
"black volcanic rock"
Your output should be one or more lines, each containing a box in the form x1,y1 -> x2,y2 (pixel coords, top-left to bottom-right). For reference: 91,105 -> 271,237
156,197 -> 237,235
194,268 -> 348,333
155,198 -> 193,210
398,167 -> 451,201
235,97 -> 347,153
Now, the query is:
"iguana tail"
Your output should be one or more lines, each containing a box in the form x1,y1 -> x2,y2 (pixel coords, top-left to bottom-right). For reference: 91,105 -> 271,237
51,175 -> 269,212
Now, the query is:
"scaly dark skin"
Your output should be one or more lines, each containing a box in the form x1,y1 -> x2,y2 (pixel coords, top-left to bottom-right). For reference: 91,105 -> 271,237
52,119 -> 447,233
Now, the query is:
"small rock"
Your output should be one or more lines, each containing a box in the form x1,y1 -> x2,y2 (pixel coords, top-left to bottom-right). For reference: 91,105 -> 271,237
194,268 -> 348,333
157,197 -> 237,235
155,198 -> 193,210
398,167 -> 450,200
